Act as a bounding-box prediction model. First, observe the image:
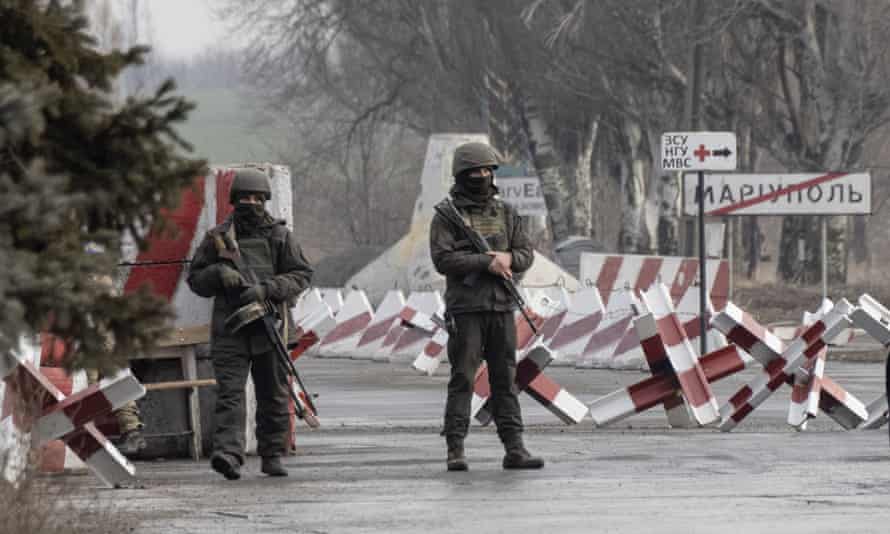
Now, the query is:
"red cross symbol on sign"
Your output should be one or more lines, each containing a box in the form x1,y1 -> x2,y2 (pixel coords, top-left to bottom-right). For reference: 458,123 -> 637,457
693,144 -> 710,162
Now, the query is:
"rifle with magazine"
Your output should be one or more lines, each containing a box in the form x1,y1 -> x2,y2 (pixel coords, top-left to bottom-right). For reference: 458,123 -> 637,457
211,230 -> 320,428
433,198 -> 538,336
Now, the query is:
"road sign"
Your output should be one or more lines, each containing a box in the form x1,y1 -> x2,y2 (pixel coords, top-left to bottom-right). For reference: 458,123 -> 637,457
497,176 -> 547,216
661,132 -> 737,172
682,172 -> 872,216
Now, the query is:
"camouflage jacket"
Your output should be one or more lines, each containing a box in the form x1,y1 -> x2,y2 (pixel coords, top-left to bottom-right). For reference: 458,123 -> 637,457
187,214 -> 313,353
429,194 -> 534,314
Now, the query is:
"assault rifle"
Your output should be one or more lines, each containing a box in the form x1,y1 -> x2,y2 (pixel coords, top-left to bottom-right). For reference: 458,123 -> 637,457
211,230 -> 320,428
433,198 -> 538,336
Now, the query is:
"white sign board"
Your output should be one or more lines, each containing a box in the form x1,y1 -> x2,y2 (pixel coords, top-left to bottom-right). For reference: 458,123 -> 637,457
498,176 -> 547,216
662,131 -> 737,172
682,172 -> 872,216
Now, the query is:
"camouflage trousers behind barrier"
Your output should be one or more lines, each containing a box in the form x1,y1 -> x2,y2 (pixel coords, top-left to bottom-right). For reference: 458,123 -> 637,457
86,368 -> 143,434
211,348 -> 290,463
443,311 -> 523,448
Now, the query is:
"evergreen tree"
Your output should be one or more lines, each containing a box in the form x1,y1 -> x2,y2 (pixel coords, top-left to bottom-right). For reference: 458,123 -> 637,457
0,0 -> 206,372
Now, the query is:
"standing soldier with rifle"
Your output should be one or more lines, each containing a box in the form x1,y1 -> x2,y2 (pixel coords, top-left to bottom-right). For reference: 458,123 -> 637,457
429,142 -> 544,471
187,168 -> 313,480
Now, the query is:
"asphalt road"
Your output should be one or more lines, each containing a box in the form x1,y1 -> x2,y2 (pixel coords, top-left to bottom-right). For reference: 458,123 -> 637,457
65,357 -> 890,534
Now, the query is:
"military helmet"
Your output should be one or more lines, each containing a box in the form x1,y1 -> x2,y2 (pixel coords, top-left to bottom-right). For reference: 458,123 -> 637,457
229,168 -> 272,204
452,142 -> 500,177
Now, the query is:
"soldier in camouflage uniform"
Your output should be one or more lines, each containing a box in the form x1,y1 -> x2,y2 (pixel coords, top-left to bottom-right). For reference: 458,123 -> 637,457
429,142 -> 544,471
187,168 -> 313,480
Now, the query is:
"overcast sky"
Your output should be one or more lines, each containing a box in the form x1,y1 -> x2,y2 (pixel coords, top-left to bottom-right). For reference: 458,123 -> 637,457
143,0 -> 227,59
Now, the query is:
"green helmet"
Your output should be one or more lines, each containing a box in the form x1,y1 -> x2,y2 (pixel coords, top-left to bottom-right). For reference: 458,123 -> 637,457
229,168 -> 271,204
452,142 -> 500,177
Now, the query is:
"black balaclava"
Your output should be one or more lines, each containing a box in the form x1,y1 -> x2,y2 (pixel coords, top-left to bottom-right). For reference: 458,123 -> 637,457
454,168 -> 495,204
232,193 -> 268,235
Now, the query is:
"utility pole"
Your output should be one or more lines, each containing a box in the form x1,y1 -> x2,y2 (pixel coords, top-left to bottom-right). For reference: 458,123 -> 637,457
683,0 -> 706,257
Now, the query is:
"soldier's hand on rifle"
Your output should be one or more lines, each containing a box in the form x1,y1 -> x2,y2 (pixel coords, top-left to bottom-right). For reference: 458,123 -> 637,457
486,251 -> 513,280
239,284 -> 268,305
219,264 -> 246,289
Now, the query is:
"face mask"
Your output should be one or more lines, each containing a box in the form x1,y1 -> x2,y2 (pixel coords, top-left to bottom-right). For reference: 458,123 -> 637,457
234,203 -> 265,222
465,175 -> 492,194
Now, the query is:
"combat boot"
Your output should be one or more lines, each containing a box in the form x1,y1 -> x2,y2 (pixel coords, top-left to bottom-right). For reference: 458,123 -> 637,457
446,443 -> 468,472
210,452 -> 241,480
502,445 -> 544,470
261,456 -> 289,477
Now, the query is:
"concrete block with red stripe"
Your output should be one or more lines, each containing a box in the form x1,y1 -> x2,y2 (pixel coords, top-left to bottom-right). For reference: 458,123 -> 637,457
289,303 -> 336,361
576,253 -> 729,370
413,328 -> 450,376
400,307 -> 447,374
472,343 -> 588,425
120,165 -> 294,334
715,299 -> 859,431
1,341 -> 142,487
350,290 -> 405,360
579,253 -> 730,313
385,292 -> 444,363
315,290 -> 374,358
576,288 -> 640,369
316,287 -> 345,316
637,284 -> 720,425
545,287 -> 604,366
293,288 -> 326,326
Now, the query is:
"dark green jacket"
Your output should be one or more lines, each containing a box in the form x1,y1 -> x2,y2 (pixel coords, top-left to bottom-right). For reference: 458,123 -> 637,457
187,215 -> 313,353
429,195 -> 534,314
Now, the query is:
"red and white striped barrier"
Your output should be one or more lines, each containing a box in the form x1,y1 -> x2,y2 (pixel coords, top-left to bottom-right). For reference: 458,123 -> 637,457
33,370 -> 144,445
714,300 -> 867,430
714,299 -> 861,431
579,253 -> 730,311
410,295 -> 549,376
576,289 -> 640,369
1,339 -> 143,487
471,343 -> 587,425
589,345 -> 750,427
350,290 -> 405,360
315,290 -> 374,358
386,292 -> 444,363
289,303 -> 336,360
544,287 -> 604,366
636,284 -> 720,425
293,288 -> 326,326
120,165 -> 294,334
413,328 -> 450,376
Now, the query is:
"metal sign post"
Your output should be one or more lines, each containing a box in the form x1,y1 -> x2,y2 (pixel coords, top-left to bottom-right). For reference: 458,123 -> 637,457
697,171 -> 707,355
662,131 -> 738,356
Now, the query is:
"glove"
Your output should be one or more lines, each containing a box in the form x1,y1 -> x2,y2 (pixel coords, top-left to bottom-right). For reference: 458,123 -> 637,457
239,284 -> 268,305
218,265 -> 245,289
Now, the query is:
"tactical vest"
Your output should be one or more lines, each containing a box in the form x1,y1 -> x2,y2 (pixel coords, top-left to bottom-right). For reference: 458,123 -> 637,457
238,236 -> 276,282
459,202 -> 508,251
